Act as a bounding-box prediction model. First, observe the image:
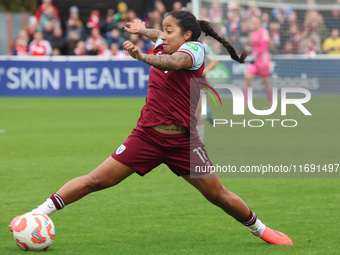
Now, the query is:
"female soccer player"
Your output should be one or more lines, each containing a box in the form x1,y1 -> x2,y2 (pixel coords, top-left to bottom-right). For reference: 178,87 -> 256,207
11,11 -> 292,246
243,16 -> 273,107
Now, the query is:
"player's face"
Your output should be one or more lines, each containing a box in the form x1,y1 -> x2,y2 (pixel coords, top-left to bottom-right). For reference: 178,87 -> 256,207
161,15 -> 187,54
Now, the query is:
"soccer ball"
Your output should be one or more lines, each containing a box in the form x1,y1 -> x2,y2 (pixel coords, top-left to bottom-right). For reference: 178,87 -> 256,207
10,212 -> 55,251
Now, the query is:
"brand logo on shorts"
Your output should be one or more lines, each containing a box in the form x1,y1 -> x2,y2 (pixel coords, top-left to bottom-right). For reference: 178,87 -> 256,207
116,144 -> 126,155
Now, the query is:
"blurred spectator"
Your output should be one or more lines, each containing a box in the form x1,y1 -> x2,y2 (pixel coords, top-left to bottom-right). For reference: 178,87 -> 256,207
85,28 -> 107,55
303,37 -> 321,56
302,10 -> 329,43
239,18 -> 251,45
114,2 -> 129,22
152,22 -> 162,31
282,42 -> 295,55
140,35 -> 153,53
42,21 -> 55,42
325,6 -> 340,30
322,29 -> 340,54
148,9 -> 163,28
226,3 -> 241,36
272,5 -> 294,24
50,26 -> 67,55
261,12 -> 271,30
154,0 -> 166,18
97,41 -> 111,56
107,28 -> 125,50
87,10 -> 100,30
245,1 -> 261,19
35,0 -> 60,23
209,1 -> 223,24
52,48 -> 61,56
126,10 -> 138,23
184,2 -> 192,12
67,30 -> 80,55
128,33 -> 140,46
173,1 -> 183,11
135,39 -> 145,53
110,43 -> 126,57
273,7 -> 296,46
73,41 -> 86,56
269,22 -> 281,53
227,1 -> 241,19
12,30 -> 29,55
28,31 -> 52,56
228,32 -> 244,55
199,7 -> 210,22
66,6 -> 85,41
27,16 -> 38,42
100,9 -> 118,38
273,5 -> 287,25
38,5 -> 61,33
284,11 -> 299,36
285,22 -> 301,54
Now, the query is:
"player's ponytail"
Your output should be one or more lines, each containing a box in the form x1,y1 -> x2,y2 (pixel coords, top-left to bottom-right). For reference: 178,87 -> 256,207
199,20 -> 247,63
168,11 -> 247,64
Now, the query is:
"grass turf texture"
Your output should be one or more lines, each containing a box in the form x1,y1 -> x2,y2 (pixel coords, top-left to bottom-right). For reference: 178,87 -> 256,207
0,97 -> 339,255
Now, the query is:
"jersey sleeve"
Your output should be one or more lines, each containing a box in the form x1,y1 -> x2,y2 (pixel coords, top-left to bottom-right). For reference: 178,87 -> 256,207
177,42 -> 205,70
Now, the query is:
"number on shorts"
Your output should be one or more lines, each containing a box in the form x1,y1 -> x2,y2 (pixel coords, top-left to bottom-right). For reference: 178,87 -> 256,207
193,147 -> 208,163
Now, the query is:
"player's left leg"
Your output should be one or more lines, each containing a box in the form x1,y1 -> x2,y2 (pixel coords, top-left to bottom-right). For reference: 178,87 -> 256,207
32,157 -> 135,216
182,173 -> 293,245
182,173 -> 251,219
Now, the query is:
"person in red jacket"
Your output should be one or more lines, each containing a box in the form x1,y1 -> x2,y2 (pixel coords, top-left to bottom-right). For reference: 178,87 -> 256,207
28,31 -> 52,56
34,0 -> 60,23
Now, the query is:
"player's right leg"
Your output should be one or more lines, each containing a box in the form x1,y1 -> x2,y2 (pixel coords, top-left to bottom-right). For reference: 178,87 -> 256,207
34,157 -> 135,216
182,173 -> 293,245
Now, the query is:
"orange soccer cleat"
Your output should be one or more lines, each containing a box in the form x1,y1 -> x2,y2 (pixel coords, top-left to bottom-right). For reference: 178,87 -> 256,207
252,227 -> 293,246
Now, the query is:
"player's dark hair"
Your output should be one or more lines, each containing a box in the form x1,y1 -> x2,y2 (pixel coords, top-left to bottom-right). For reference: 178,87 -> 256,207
168,11 -> 247,63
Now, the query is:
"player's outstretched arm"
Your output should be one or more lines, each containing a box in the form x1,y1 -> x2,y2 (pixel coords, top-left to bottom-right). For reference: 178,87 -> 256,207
123,19 -> 161,42
123,40 -> 192,71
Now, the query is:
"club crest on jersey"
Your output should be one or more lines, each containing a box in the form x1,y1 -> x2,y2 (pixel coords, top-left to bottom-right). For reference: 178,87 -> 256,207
186,42 -> 198,51
116,144 -> 126,155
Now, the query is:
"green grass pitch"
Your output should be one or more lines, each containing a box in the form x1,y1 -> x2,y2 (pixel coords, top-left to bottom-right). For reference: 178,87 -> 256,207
0,97 -> 339,254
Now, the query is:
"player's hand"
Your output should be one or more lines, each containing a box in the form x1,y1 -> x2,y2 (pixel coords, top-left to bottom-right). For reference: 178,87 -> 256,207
123,40 -> 143,60
123,19 -> 146,34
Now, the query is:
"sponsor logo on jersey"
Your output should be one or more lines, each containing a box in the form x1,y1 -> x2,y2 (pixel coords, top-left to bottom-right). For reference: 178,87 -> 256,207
186,42 -> 198,51
116,144 -> 126,155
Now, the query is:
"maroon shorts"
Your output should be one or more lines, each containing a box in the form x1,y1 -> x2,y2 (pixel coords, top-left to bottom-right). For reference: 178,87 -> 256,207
111,127 -> 213,176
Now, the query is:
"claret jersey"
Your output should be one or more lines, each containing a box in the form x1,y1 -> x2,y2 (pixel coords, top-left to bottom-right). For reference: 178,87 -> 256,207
137,38 -> 205,133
